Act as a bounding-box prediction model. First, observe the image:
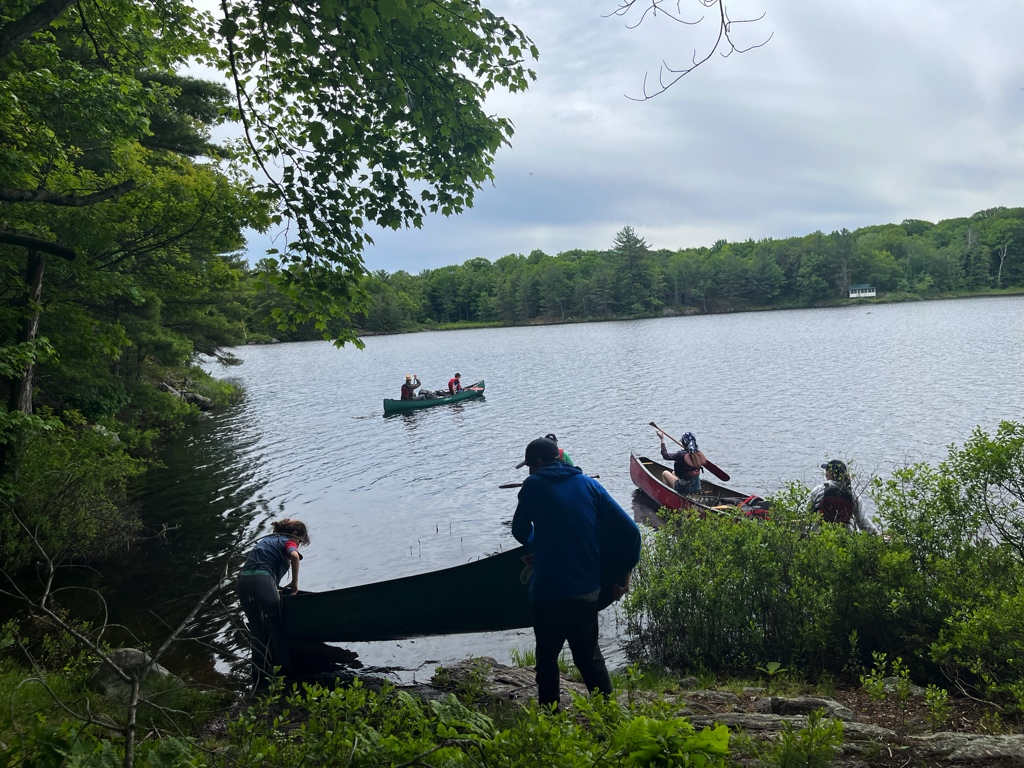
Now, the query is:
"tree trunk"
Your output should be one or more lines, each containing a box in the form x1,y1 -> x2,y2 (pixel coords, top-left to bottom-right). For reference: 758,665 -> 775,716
7,250 -> 45,415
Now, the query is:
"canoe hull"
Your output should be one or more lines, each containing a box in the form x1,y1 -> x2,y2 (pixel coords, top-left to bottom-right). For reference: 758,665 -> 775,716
630,453 -> 747,511
282,545 -> 532,642
383,380 -> 485,415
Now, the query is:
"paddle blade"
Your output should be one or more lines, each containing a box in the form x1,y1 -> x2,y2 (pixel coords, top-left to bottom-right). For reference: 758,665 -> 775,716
703,459 -> 730,482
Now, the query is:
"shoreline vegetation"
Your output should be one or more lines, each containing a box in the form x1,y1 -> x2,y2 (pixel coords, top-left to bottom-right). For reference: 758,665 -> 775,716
344,285 -> 1024,340
242,211 -> 1024,343
3,420 -> 1024,766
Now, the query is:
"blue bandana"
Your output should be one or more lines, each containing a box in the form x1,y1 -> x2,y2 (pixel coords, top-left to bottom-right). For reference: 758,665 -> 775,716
681,432 -> 699,452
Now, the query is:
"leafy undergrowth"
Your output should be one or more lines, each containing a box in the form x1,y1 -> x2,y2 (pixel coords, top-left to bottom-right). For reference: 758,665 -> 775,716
829,689 -> 1016,735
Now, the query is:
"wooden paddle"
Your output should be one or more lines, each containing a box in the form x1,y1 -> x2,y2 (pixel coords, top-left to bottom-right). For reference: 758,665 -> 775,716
649,422 -> 731,482
500,474 -> 599,489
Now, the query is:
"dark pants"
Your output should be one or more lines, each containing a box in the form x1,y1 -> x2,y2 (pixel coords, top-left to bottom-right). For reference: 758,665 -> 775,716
531,598 -> 612,707
236,573 -> 290,687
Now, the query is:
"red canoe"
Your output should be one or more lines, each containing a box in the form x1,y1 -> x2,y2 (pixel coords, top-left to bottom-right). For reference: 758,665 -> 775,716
630,453 -> 750,513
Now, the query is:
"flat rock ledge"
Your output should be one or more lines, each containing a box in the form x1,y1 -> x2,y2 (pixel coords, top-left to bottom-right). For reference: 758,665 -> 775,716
423,658 -> 1024,766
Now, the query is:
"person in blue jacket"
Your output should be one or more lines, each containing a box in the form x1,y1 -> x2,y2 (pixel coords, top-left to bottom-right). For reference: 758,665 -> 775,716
236,518 -> 309,688
511,437 -> 641,708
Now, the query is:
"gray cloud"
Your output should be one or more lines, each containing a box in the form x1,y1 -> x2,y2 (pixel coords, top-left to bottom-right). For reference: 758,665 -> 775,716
248,1 -> 1024,270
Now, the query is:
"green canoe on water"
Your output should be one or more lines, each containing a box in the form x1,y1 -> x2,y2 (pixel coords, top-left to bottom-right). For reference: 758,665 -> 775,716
282,545 -> 533,642
383,380 -> 485,415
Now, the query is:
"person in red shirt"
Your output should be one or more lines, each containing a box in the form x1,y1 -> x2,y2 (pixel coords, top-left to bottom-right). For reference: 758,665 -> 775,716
236,518 -> 309,688
448,373 -> 463,394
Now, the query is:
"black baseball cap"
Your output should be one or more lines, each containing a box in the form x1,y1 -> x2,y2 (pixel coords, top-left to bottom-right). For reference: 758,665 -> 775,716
820,459 -> 848,476
516,437 -> 559,469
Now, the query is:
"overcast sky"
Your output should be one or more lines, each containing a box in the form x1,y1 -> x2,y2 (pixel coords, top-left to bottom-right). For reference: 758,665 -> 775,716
248,1 -> 1024,272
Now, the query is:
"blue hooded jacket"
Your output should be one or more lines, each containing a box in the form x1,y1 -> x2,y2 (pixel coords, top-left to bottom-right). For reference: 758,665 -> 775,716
511,462 -> 641,602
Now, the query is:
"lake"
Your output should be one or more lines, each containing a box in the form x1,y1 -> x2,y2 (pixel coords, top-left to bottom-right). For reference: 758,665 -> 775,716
120,296 -> 1024,682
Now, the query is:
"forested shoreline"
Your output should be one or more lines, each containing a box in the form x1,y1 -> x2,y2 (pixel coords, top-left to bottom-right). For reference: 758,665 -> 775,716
319,209 -> 1024,338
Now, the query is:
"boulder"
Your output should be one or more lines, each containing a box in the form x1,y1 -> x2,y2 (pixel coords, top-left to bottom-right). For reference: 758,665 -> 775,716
412,660 -> 1024,766
912,732 -> 1024,763
882,675 -> 927,697
88,424 -> 121,444
688,712 -> 896,743
182,392 -> 215,411
430,657 -> 589,707
88,648 -> 183,701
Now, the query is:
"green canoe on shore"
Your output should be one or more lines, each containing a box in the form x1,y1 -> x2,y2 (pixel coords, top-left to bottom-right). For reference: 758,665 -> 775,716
383,380 -> 485,415
282,545 -> 532,642
281,536 -> 638,642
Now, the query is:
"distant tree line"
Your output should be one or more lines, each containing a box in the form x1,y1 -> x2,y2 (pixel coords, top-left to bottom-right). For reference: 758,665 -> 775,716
245,209 -> 1024,337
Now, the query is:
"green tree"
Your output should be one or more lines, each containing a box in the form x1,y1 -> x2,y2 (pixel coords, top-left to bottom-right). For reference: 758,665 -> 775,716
1,0 -> 538,348
610,226 -> 662,313
794,233 -> 833,302
539,262 -> 574,320
215,0 -> 537,344
749,244 -> 786,302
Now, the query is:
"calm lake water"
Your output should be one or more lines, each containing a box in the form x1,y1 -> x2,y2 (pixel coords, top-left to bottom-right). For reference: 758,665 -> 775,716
118,296 -> 1024,683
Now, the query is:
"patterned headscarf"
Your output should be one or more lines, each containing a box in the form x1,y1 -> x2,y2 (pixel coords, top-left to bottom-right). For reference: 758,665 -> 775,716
681,432 -> 699,453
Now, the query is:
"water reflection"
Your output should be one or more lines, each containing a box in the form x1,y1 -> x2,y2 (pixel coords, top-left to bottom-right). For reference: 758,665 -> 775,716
631,491 -> 668,530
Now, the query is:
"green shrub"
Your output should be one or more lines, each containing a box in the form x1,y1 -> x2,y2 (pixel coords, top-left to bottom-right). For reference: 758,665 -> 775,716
924,684 -> 951,731
187,365 -> 243,406
226,681 -> 732,768
763,709 -> 843,768
623,508 -> 903,677
625,421 -> 1024,706
0,421 -> 145,569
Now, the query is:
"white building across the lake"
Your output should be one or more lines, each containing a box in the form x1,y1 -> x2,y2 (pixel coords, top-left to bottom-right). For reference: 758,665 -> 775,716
849,283 -> 876,299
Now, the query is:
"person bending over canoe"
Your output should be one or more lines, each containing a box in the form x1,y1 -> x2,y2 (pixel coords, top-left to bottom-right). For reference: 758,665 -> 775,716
512,437 -> 641,709
809,459 -> 880,534
236,518 -> 309,688
400,374 -> 422,400
448,373 -> 463,394
659,431 -> 708,495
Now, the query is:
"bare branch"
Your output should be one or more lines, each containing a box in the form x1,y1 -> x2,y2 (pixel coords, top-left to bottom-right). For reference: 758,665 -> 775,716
219,0 -> 290,214
604,0 -> 703,29
15,659 -> 122,731
609,0 -> 772,100
2,505 -> 247,768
